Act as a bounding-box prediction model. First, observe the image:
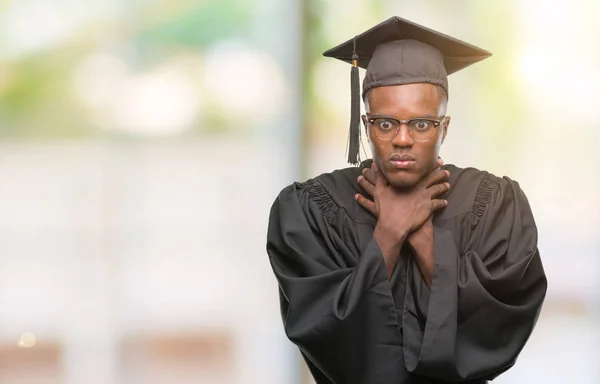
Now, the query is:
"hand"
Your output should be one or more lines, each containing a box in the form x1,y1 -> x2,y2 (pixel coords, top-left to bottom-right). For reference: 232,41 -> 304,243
356,160 -> 448,280
355,158 -> 449,222
366,161 -> 447,258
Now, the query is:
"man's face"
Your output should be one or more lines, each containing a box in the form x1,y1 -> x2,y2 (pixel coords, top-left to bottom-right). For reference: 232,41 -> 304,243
363,83 -> 449,189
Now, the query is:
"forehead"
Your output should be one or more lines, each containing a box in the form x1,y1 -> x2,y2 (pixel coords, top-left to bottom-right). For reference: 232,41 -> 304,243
367,83 -> 440,117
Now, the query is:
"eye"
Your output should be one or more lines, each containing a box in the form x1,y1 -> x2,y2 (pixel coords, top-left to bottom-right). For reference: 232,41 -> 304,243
411,119 -> 431,131
376,119 -> 394,131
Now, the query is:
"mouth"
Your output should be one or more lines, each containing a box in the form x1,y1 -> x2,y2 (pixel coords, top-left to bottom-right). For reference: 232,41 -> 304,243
389,154 -> 416,169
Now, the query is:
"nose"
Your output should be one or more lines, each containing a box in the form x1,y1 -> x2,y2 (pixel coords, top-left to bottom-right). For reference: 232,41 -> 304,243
391,123 -> 414,147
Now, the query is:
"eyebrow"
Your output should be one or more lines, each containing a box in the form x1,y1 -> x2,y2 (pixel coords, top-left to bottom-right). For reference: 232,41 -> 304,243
367,113 -> 440,119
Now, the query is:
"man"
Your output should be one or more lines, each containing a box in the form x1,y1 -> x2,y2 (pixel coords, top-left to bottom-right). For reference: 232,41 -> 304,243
266,16 -> 546,384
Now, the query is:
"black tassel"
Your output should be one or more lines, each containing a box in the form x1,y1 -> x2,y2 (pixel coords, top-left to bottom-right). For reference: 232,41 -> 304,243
347,52 -> 361,165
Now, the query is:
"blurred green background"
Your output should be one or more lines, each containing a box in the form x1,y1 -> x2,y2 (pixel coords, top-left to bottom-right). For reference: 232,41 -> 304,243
0,0 -> 598,383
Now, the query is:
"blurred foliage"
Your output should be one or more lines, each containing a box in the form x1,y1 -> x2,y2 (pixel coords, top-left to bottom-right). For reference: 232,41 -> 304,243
0,46 -> 95,138
0,0 -> 254,139
0,0 -> 576,152
136,0 -> 252,50
470,2 -> 525,166
301,1 -> 328,135
303,0 -> 385,138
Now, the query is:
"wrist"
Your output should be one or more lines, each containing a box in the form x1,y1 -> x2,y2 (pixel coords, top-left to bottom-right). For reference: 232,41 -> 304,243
408,227 -> 433,246
408,220 -> 433,243
374,224 -> 407,260
373,224 -> 407,278
374,222 -> 408,246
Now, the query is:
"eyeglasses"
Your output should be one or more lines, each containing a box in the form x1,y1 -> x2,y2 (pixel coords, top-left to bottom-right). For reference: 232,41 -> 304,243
365,114 -> 446,142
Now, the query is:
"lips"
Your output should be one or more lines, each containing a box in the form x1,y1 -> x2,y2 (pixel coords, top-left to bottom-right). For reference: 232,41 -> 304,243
389,154 -> 415,162
389,154 -> 416,169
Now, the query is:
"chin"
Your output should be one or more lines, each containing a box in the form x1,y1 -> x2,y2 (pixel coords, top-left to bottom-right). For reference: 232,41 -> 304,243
386,171 -> 421,189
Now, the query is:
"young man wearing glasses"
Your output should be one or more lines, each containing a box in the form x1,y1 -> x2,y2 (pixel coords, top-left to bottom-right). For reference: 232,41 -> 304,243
266,17 -> 547,384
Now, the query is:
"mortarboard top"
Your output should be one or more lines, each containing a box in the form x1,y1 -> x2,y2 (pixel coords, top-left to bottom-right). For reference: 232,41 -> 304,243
323,16 -> 492,165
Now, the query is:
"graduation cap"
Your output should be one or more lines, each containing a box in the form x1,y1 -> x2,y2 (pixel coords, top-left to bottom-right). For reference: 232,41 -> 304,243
323,16 -> 492,165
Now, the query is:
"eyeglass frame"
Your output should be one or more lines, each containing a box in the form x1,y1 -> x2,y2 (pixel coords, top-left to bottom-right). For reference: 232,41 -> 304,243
363,114 -> 447,142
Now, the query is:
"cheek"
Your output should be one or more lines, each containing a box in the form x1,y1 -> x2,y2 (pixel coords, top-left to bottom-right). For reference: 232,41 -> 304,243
371,143 -> 391,163
367,130 -> 382,157
368,140 -> 377,157
417,139 -> 441,170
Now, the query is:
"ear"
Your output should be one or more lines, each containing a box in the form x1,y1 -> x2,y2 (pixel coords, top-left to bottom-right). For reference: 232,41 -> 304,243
441,116 -> 450,144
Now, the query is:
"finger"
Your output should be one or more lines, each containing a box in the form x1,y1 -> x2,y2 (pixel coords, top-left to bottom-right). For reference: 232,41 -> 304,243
357,175 -> 376,197
372,161 -> 378,172
427,182 -> 450,198
437,157 -> 444,168
354,194 -> 378,216
426,168 -> 450,188
357,195 -> 377,216
374,163 -> 387,190
362,167 -> 377,186
431,198 -> 449,211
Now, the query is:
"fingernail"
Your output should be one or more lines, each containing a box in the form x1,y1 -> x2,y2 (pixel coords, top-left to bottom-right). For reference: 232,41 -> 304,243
357,176 -> 363,182
445,170 -> 450,176
362,168 -> 367,175
445,182 -> 450,188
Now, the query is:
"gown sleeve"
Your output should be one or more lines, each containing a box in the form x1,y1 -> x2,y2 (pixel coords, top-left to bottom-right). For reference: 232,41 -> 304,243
403,174 -> 548,382
266,180 -> 409,384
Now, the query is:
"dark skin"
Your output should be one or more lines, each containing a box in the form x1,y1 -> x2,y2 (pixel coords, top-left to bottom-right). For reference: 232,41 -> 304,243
356,161 -> 449,285
353,84 -> 451,286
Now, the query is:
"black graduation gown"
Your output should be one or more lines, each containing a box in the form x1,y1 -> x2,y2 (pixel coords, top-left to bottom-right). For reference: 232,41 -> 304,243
266,160 -> 547,384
